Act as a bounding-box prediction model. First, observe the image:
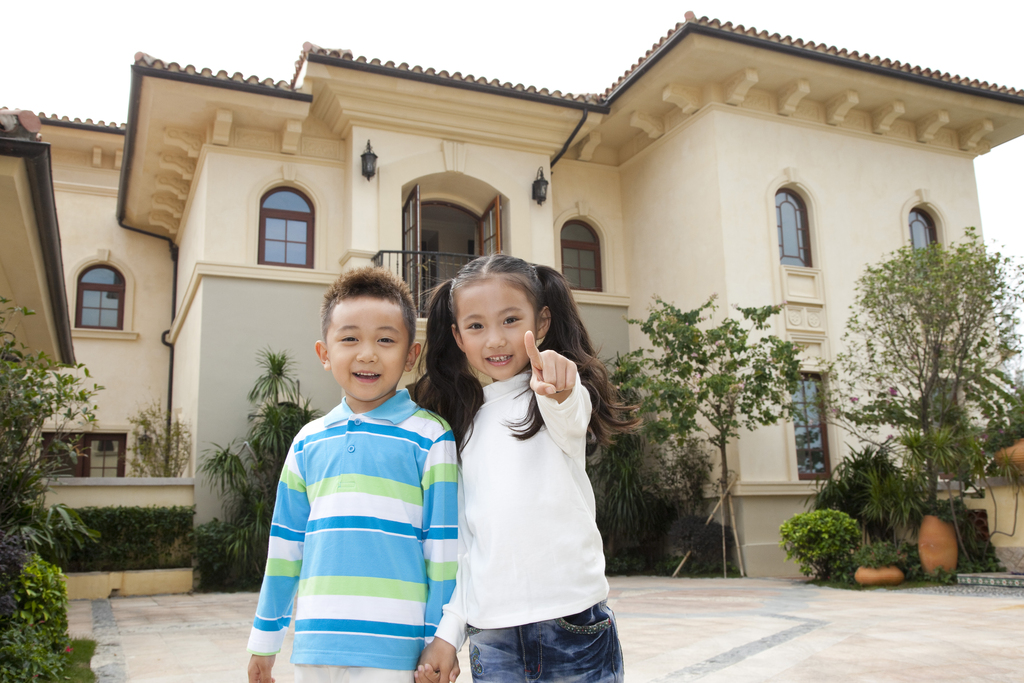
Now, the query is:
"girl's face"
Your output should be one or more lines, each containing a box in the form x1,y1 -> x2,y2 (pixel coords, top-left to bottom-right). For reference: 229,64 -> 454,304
451,278 -> 550,383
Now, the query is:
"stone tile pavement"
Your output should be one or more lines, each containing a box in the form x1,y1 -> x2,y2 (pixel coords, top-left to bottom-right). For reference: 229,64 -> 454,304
68,577 -> 1024,682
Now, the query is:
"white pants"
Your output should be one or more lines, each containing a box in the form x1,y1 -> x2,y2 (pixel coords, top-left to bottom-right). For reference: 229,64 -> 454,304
294,665 -> 414,683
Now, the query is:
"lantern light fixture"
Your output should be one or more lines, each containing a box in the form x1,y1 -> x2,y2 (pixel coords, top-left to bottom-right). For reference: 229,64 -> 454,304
532,167 -> 548,205
361,140 -> 378,180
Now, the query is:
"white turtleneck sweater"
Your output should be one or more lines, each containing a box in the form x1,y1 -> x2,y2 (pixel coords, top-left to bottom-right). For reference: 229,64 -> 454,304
433,372 -> 608,651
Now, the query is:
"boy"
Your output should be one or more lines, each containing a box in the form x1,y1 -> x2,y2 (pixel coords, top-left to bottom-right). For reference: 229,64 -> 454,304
247,267 -> 460,683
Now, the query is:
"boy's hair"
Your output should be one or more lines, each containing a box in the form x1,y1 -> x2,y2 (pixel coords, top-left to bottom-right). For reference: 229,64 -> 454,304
414,254 -> 639,451
320,267 -> 417,343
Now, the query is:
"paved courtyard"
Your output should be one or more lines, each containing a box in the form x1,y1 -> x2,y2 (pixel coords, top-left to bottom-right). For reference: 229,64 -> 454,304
68,576 -> 1024,683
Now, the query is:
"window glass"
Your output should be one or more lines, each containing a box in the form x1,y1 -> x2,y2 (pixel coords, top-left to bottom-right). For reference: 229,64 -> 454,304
560,221 -> 601,291
263,190 -> 311,212
794,374 -> 829,478
909,209 -> 936,249
777,190 -> 811,267
260,189 -> 314,268
81,267 -> 123,285
77,266 -> 125,330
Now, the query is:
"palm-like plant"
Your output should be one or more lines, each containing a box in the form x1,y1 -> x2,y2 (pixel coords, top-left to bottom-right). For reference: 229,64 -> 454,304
199,349 -> 320,585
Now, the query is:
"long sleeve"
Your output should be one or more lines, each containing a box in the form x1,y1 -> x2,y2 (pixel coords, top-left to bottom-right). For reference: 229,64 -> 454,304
433,468 -> 469,651
247,435 -> 310,656
536,382 -> 592,460
421,429 -> 459,644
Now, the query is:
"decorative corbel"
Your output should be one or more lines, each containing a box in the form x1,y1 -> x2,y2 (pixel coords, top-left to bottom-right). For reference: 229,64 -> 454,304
915,110 -> 949,142
153,193 -> 184,219
777,79 -> 810,116
164,128 -> 204,158
629,111 -> 664,139
148,210 -> 179,234
282,120 -> 302,155
723,68 -> 759,106
577,132 -> 601,162
114,149 -> 123,171
871,100 -> 905,134
212,109 -> 233,146
159,154 -> 196,180
155,174 -> 190,200
91,146 -> 103,168
662,84 -> 701,114
958,119 -> 993,151
825,90 -> 859,125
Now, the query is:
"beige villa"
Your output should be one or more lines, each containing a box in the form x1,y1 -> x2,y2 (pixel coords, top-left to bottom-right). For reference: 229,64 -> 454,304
12,13 -> 1024,576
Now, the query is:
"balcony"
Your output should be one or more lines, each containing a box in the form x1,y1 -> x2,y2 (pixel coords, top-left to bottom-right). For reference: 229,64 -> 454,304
372,250 -> 477,315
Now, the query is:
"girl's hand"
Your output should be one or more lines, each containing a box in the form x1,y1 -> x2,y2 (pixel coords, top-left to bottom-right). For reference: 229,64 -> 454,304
525,330 -> 577,403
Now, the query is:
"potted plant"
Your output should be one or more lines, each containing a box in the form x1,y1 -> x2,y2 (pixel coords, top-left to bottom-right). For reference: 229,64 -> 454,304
852,540 -> 906,586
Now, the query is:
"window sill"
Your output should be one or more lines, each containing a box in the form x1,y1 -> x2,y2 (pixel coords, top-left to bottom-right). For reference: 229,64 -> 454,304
571,291 -> 630,307
49,477 -> 194,486
72,329 -> 139,341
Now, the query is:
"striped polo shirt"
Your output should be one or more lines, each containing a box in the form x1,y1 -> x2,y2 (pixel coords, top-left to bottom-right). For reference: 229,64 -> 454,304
247,389 -> 459,669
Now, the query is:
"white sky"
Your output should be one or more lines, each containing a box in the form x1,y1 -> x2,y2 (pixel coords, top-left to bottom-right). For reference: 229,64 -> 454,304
5,0 -> 1022,257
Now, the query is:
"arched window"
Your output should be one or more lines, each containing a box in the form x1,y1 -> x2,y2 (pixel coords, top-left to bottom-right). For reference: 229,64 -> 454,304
259,188 -> 314,268
776,190 -> 812,267
560,221 -> 601,291
76,266 -> 125,329
909,208 -> 937,249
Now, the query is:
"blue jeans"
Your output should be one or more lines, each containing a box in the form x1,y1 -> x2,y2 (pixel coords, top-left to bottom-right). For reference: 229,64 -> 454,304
466,603 -> 624,683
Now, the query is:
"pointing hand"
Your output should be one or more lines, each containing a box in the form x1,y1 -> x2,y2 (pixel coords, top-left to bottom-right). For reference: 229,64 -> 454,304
524,330 -> 577,402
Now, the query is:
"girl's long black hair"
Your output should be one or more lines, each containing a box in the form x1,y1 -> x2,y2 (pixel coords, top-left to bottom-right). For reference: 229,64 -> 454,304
414,254 -> 638,452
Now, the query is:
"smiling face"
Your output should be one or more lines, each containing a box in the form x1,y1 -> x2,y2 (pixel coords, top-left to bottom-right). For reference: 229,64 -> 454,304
315,295 -> 421,413
451,277 -> 550,383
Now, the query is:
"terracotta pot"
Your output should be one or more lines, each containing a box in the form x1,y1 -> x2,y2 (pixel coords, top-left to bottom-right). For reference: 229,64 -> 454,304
918,514 -> 958,573
996,438 -> 1024,473
855,565 -> 905,586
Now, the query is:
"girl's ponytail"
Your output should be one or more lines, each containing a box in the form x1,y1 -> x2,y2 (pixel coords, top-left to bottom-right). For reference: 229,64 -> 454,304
413,280 -> 482,452
531,265 -> 639,446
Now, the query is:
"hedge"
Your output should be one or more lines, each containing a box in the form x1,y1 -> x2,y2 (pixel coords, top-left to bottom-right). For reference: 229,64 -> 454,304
65,506 -> 194,573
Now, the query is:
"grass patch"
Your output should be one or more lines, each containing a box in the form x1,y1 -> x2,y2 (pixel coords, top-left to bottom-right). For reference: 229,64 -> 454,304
809,578 -> 955,591
62,638 -> 96,683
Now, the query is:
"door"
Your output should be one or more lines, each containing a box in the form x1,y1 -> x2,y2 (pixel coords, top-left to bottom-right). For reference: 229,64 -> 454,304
479,195 -> 502,255
402,185 -> 422,306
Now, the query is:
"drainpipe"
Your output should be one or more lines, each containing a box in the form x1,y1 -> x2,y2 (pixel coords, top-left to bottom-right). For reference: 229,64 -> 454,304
118,221 -> 178,430
549,105 -> 589,170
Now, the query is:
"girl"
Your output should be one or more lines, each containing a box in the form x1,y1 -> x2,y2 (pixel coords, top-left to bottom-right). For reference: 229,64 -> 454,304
415,254 -> 638,683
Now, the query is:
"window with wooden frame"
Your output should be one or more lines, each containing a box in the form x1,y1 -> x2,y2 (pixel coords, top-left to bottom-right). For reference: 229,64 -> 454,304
909,208 -> 937,249
776,190 -> 812,268
259,188 -> 314,268
793,374 -> 830,479
560,221 -> 602,291
45,433 -> 126,478
76,266 -> 125,330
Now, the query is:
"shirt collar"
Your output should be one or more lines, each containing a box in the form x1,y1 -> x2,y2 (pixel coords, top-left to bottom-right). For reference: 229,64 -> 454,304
323,389 -> 419,427
483,371 -> 531,401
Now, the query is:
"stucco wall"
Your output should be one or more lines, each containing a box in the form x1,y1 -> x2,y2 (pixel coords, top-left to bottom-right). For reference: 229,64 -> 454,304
191,276 -> 344,523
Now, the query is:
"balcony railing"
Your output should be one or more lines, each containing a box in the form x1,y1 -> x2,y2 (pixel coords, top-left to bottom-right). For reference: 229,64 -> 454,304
372,250 -> 477,315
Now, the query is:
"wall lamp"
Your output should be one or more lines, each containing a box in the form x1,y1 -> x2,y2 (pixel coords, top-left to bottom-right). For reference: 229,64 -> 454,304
532,167 -> 548,205
361,140 -> 378,180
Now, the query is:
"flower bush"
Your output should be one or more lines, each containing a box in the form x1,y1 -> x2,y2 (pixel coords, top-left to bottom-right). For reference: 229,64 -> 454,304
851,540 -> 906,569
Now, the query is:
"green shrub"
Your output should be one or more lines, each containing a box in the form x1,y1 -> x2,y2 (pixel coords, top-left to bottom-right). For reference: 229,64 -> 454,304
0,553 -> 71,682
779,509 -> 859,580
65,506 -> 194,572
195,519 -> 238,590
851,540 -> 906,569
670,515 -> 734,573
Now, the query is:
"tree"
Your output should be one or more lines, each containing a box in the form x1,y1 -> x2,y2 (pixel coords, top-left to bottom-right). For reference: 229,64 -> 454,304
825,228 -> 1024,506
626,295 -> 802,510
0,298 -> 99,566
198,349 -> 320,586
127,402 -> 192,477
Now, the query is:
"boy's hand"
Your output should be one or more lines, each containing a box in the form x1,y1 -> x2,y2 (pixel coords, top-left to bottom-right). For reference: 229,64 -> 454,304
248,654 -> 276,683
416,637 -> 460,683
525,330 -> 577,403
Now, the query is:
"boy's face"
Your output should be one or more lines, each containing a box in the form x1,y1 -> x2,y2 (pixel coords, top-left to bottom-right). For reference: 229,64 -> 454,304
315,296 -> 420,414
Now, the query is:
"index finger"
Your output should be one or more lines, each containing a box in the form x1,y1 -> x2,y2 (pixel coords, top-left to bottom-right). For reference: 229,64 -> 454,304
524,330 -> 543,366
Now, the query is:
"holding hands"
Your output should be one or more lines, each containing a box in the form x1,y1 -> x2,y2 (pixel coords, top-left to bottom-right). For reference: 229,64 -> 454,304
524,330 -> 577,403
